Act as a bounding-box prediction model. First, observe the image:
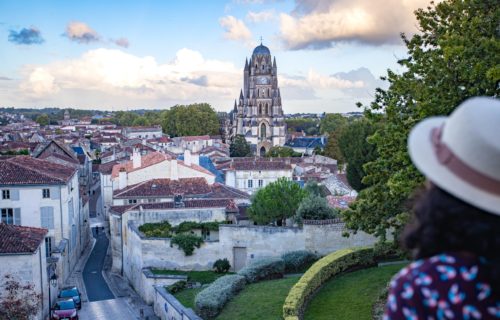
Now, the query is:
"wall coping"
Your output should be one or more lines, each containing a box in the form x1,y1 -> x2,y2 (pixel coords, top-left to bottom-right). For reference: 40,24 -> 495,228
303,218 -> 344,225
219,224 -> 301,231
143,268 -> 188,281
154,285 -> 202,320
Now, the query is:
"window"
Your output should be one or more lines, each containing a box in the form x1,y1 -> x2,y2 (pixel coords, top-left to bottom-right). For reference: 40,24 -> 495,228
41,206 -> 55,229
147,198 -> 157,203
45,237 -> 53,258
260,123 -> 266,139
1,208 -> 13,224
247,180 -> 253,189
42,189 -> 50,198
258,180 -> 264,187
128,199 -> 137,204
2,189 -> 10,200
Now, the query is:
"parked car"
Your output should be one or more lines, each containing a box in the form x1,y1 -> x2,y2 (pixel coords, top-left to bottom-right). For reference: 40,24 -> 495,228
52,299 -> 78,320
58,286 -> 81,309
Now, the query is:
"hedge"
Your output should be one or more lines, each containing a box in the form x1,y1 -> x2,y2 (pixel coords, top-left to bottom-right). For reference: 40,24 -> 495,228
281,250 -> 318,274
194,274 -> 246,319
238,257 -> 285,283
282,247 -> 375,320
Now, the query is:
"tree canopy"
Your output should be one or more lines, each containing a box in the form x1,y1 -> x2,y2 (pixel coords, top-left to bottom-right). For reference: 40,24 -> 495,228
230,135 -> 252,157
265,146 -> 302,158
35,114 -> 49,126
342,0 -> 500,239
319,113 -> 348,135
248,178 -> 307,226
161,103 -> 220,137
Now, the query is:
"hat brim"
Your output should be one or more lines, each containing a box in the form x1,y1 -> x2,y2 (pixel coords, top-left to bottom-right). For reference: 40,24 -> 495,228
408,117 -> 500,216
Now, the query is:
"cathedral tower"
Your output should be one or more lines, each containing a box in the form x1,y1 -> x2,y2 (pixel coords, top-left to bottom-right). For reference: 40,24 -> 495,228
229,43 -> 286,156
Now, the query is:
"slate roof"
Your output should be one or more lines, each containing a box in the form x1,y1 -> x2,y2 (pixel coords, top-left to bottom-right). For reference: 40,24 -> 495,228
228,160 -> 292,171
109,199 -> 238,216
0,156 -> 77,185
0,224 -> 47,254
285,137 -> 326,149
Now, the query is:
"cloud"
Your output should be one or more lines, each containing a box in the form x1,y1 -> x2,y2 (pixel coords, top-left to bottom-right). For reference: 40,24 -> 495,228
113,37 -> 130,48
332,67 -> 386,98
18,48 -> 241,103
246,10 -> 275,23
8,27 -> 44,45
279,0 -> 432,49
64,21 -> 100,43
219,15 -> 253,42
0,76 -> 13,81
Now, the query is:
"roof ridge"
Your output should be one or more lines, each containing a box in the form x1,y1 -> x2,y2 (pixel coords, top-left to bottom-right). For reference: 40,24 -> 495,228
115,179 -> 150,196
6,158 -> 67,183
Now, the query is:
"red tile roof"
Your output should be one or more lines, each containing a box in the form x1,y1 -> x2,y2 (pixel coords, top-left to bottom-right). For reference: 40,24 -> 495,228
113,178 -> 211,198
0,156 -> 77,185
110,152 -> 172,178
180,135 -> 210,141
0,224 -> 47,254
228,160 -> 292,171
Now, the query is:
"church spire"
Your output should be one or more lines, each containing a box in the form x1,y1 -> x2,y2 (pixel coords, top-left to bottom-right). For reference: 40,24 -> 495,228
239,89 -> 244,100
234,100 -> 237,111
244,58 -> 249,71
273,56 -> 277,68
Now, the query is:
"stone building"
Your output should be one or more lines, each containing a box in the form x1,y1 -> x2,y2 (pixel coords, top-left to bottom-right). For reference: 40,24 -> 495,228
229,43 -> 286,156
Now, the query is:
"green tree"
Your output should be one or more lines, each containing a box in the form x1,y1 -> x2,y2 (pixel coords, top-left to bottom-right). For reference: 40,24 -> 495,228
161,103 -> 220,137
338,118 -> 378,191
319,113 -> 347,135
342,0 -> 500,239
323,126 -> 345,166
230,135 -> 251,157
286,118 -> 320,135
296,194 -> 337,222
132,116 -> 150,127
248,178 -> 307,226
265,146 -> 301,158
35,114 -> 49,126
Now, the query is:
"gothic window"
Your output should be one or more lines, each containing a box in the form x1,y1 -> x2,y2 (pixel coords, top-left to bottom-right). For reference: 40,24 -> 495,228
267,88 -> 270,97
262,64 -> 265,71
258,104 -> 262,115
260,123 -> 266,139
265,104 -> 268,115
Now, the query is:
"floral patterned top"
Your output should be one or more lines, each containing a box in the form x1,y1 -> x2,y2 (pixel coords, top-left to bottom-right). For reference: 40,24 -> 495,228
384,253 -> 499,319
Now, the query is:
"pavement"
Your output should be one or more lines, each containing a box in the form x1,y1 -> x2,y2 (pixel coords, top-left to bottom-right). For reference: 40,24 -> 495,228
79,298 -> 136,320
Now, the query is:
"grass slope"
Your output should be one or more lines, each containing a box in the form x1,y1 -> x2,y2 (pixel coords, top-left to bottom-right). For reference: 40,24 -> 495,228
216,276 -> 300,320
174,287 -> 203,309
303,264 -> 405,320
152,269 -> 229,284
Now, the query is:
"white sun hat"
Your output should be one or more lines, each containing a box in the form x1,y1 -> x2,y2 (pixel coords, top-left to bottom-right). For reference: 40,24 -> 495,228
408,97 -> 500,216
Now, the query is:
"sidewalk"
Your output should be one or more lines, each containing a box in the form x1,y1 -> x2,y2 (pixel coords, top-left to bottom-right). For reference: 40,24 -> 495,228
63,237 -> 96,303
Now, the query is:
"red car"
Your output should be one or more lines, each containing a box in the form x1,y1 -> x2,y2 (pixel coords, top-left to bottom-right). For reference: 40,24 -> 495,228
52,299 -> 78,320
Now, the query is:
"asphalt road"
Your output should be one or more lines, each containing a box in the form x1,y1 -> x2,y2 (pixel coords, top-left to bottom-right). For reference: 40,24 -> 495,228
82,228 -> 115,302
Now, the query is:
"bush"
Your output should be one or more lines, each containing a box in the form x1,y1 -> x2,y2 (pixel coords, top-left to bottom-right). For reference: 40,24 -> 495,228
296,194 -> 337,222
171,234 -> 204,256
139,220 -> 172,237
282,247 -> 375,320
281,251 -> 318,274
237,257 -> 285,284
166,280 -> 186,294
213,258 -> 231,273
195,274 -> 246,319
373,241 -> 407,261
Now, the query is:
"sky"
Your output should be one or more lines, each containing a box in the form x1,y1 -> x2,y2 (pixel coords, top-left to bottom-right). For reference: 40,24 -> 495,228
0,0 -> 432,113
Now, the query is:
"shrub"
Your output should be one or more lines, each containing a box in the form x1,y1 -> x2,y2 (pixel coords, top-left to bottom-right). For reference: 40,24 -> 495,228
195,274 -> 246,319
171,234 -> 204,256
213,258 -> 231,273
296,194 -> 337,222
166,280 -> 186,294
373,241 -> 407,261
238,257 -> 285,283
282,247 -> 374,320
139,220 -> 172,237
281,251 -> 318,274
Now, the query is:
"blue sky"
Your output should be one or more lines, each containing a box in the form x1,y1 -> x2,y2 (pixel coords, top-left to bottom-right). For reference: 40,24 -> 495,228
0,0 -> 429,113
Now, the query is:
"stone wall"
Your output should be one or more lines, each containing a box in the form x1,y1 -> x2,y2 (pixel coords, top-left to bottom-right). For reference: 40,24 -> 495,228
141,269 -> 186,305
153,286 -> 202,320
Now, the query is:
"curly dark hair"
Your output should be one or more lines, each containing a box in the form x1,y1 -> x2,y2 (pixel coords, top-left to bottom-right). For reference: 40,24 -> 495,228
402,184 -> 500,287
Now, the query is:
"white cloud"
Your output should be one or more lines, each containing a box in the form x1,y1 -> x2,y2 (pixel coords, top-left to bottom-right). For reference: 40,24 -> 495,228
64,21 -> 100,43
246,10 -> 275,23
219,15 -> 253,42
113,37 -> 130,48
279,0 -> 433,49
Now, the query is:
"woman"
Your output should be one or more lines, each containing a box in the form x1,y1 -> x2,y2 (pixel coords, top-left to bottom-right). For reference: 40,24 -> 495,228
384,97 -> 500,319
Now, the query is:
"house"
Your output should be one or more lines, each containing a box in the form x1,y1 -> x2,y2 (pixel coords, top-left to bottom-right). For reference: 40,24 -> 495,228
223,158 -> 293,194
285,136 -> 327,155
169,135 -> 223,154
122,126 -> 163,140
0,156 -> 89,284
0,224 -> 50,320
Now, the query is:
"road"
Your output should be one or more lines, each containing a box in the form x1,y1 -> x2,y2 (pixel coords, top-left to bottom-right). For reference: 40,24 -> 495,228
79,298 -> 136,320
82,227 -> 114,302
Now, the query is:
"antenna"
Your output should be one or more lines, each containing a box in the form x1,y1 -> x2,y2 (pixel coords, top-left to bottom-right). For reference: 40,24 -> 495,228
259,36 -> 263,45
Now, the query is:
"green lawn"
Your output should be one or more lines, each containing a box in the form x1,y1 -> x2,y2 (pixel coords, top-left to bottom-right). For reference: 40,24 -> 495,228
174,287 -> 203,309
216,276 -> 300,320
304,264 -> 405,320
151,269 -> 229,284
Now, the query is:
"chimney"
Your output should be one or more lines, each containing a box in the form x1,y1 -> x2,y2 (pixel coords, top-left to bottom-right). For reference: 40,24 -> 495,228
132,148 -> 141,169
191,152 -> 200,166
184,149 -> 191,166
119,168 -> 127,189
171,159 -> 179,181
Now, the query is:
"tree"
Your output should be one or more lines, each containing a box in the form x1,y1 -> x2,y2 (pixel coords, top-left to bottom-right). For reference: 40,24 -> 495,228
285,118 -> 320,135
319,113 -> 347,135
265,146 -> 301,158
296,194 -> 337,222
342,0 -> 500,239
35,114 -> 49,126
161,103 -> 220,137
230,135 -> 251,157
338,118 -> 378,191
248,178 -> 307,226
323,126 -> 345,167
132,116 -> 150,127
0,274 -> 41,320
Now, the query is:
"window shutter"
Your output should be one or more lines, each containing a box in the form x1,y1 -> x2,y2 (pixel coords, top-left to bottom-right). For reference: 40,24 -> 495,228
41,207 -> 47,227
50,187 -> 60,200
13,208 -> 21,225
10,189 -> 19,201
40,207 -> 54,229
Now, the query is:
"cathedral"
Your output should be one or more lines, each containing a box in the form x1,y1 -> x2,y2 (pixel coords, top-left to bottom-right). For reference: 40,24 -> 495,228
229,43 -> 287,156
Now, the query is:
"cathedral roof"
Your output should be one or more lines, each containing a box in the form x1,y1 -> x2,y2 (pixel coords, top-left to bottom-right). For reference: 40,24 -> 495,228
253,44 -> 270,56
